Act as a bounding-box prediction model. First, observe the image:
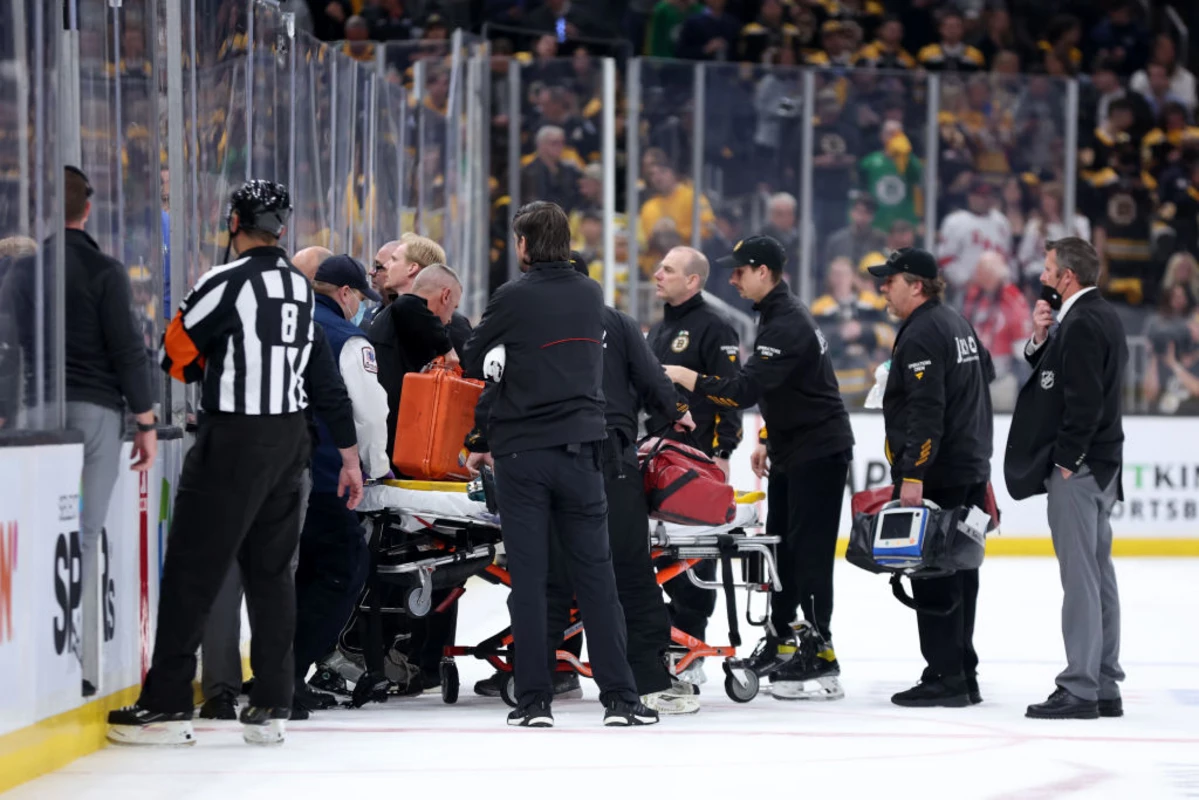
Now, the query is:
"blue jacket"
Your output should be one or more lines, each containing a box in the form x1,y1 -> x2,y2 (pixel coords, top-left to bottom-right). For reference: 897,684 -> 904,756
312,294 -> 366,494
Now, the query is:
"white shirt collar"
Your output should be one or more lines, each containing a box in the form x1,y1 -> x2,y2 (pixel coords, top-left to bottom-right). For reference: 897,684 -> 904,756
1057,286 -> 1097,323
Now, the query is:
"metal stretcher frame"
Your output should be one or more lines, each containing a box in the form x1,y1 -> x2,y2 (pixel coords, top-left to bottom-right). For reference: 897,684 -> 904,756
355,481 -> 785,705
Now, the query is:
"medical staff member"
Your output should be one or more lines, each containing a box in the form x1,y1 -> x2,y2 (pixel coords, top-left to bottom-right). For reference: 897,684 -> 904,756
462,201 -> 658,728
868,247 -> 995,709
292,255 -> 392,717
663,235 -> 853,702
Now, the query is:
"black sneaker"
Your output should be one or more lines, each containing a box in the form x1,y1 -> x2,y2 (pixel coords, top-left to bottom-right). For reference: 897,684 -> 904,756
1099,697 -> 1123,718
507,698 -> 554,728
107,705 -> 196,746
240,706 -> 289,745
603,698 -> 660,726
198,693 -> 238,720
966,676 -> 983,705
891,678 -> 970,708
1025,687 -> 1099,720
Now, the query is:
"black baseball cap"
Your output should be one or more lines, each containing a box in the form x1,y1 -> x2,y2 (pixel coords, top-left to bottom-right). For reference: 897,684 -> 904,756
716,235 -> 787,273
866,247 -> 939,280
314,254 -> 382,302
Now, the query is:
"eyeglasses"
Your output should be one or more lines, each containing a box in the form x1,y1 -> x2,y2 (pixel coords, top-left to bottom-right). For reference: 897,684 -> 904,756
372,262 -> 385,273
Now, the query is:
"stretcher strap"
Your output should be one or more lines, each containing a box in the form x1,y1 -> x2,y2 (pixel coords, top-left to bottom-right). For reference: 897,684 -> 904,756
717,534 -> 741,647
648,468 -> 700,509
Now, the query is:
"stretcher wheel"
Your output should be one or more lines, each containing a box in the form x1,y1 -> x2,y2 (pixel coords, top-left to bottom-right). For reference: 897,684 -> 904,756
499,674 -> 518,708
724,669 -> 759,703
405,586 -> 432,617
440,661 -> 459,704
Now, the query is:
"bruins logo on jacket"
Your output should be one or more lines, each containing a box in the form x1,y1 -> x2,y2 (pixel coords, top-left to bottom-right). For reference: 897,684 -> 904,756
671,331 -> 690,353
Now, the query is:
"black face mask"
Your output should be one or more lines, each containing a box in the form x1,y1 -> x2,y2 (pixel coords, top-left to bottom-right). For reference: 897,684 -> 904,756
1040,283 -> 1063,311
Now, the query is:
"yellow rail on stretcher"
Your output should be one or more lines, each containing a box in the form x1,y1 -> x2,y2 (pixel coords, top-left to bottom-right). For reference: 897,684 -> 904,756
381,479 -> 766,506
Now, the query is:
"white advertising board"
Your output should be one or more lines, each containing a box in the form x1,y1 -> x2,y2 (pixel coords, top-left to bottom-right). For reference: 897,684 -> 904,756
0,443 -> 86,737
728,413 -> 1199,539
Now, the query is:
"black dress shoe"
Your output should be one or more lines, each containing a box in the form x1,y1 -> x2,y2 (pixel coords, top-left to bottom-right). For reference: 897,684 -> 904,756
966,676 -> 982,705
1026,687 -> 1099,719
1098,697 -> 1123,717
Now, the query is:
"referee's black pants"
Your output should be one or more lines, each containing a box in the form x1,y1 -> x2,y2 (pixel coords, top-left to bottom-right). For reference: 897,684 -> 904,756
893,481 -> 985,687
766,449 -> 852,642
293,492 -> 370,685
493,442 -> 639,707
546,435 -> 673,695
140,412 -> 309,713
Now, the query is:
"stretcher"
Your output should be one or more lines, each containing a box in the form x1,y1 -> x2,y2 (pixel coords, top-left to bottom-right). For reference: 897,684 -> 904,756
355,477 -> 784,705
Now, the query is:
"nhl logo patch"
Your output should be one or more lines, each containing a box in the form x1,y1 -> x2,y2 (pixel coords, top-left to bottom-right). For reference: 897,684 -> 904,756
671,331 -> 690,353
1040,370 -> 1055,390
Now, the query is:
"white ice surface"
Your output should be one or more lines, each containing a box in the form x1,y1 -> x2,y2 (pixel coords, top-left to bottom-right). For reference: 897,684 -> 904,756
9,557 -> 1199,800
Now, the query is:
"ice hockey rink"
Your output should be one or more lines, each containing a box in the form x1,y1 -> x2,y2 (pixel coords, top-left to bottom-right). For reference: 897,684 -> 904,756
7,557 -> 1198,800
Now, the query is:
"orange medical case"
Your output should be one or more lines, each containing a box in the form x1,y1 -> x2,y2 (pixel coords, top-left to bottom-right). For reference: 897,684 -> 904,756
393,360 -> 485,481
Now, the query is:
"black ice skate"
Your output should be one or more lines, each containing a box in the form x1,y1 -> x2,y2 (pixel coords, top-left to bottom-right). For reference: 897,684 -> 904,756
240,705 -> 289,745
768,621 -> 844,701
197,692 -> 238,720
107,705 -> 195,746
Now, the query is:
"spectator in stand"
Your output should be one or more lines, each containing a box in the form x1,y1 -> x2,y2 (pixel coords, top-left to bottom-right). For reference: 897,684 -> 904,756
761,192 -> 801,277
859,120 -> 923,235
310,1 -> 351,42
1140,103 -> 1199,179
522,34 -> 573,91
676,0 -> 742,62
973,7 -> 1030,70
812,89 -> 861,237
522,125 -> 583,213
961,251 -> 1033,411
918,9 -> 986,73
1086,60 -> 1155,141
1018,182 -> 1092,288
1086,0 -> 1150,79
1087,141 -> 1158,307
739,0 -> 800,64
1038,14 -> 1083,76
807,20 -> 857,67
937,179 -> 1012,307
1138,64 -> 1191,122
639,157 -> 714,258
1144,306 -> 1199,415
1130,34 -> 1196,115
525,0 -> 620,40
811,256 -> 894,406
1011,74 -> 1065,176
853,15 -> 916,70
646,0 -> 702,58
824,192 -> 888,274
1159,252 -> 1199,308
1159,158 -> 1199,259
364,0 -> 412,41
1080,98 -> 1139,185
1000,175 -> 1035,258
343,16 -> 376,63
529,86 -> 598,165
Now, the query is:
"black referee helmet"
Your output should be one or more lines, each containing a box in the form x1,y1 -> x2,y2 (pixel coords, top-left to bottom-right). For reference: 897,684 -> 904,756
227,179 -> 292,238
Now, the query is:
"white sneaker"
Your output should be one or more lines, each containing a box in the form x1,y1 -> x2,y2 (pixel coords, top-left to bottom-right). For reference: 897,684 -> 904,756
641,690 -> 701,715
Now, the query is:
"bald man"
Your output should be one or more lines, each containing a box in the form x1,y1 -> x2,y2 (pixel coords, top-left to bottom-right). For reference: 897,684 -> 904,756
293,246 -> 333,283
646,246 -> 744,687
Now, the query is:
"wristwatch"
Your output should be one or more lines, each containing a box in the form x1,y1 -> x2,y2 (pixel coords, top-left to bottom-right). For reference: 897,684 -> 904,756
714,450 -> 732,460
136,417 -> 158,433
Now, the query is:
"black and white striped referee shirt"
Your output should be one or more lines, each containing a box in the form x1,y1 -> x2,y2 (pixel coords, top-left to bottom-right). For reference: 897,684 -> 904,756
162,246 -> 315,415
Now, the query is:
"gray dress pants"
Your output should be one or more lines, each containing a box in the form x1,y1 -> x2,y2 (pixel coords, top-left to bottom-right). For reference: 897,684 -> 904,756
1046,465 -> 1125,702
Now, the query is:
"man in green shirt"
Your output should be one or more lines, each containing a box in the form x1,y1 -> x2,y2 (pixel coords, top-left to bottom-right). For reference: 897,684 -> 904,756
647,0 -> 703,56
858,120 -> 924,234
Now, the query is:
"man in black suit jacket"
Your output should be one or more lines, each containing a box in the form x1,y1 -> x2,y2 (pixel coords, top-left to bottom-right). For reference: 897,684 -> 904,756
1004,236 -> 1129,721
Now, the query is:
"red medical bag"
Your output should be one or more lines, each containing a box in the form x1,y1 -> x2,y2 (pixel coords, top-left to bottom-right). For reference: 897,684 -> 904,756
638,437 -> 736,526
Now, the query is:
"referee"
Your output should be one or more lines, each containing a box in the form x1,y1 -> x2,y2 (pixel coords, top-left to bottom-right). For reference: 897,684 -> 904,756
462,202 -> 657,728
663,235 -> 854,701
108,180 -> 365,747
